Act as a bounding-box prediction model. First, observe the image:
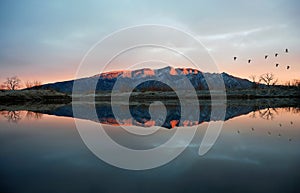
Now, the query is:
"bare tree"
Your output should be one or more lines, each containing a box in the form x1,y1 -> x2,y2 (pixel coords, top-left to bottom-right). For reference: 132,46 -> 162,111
284,81 -> 291,87
33,80 -> 42,87
0,84 -> 6,90
259,73 -> 278,86
249,75 -> 257,82
25,81 -> 33,88
3,76 -> 22,90
249,75 -> 258,89
291,79 -> 300,87
25,80 -> 42,88
273,78 -> 278,86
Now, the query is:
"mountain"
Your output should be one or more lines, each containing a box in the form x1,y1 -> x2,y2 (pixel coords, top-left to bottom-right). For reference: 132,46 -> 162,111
36,66 -> 254,94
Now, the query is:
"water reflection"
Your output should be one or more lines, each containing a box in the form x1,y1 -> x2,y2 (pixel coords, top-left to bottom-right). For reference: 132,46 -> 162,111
0,111 -> 22,123
0,99 -> 299,128
39,99 -> 300,128
262,108 -> 278,120
249,108 -> 279,120
25,111 -> 43,120
0,102 -> 299,193
0,110 -> 43,123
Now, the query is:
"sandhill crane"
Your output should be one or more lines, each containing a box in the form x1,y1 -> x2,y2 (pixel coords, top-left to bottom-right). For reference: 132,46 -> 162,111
287,66 -> 290,70
248,59 -> 251,63
275,53 -> 278,57
276,64 -> 279,67
234,56 -> 237,61
265,55 -> 268,59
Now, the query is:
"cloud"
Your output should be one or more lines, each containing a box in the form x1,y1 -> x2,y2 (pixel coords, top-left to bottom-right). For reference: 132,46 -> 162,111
197,25 -> 287,41
0,0 -> 299,83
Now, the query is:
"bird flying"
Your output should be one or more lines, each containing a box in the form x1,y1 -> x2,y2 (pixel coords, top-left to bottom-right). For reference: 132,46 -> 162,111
285,48 -> 289,53
276,63 -> 279,67
248,59 -> 251,63
275,53 -> 278,57
287,65 -> 290,70
265,55 -> 268,59
233,56 -> 237,61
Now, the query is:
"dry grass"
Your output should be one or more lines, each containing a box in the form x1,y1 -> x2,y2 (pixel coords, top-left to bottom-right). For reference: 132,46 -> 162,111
0,90 -> 71,104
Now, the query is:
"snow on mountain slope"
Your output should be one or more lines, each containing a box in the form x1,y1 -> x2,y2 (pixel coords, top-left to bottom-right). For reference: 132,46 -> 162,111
37,66 -> 254,94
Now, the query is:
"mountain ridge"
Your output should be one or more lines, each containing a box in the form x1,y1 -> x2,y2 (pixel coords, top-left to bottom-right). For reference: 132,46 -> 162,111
35,66 -> 255,94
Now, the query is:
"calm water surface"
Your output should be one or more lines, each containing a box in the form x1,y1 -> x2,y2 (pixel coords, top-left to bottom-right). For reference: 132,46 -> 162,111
0,106 -> 299,193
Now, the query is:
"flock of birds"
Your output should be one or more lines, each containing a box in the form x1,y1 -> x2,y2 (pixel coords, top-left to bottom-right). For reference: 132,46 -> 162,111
234,49 -> 294,141
237,121 -> 294,142
233,48 -> 291,70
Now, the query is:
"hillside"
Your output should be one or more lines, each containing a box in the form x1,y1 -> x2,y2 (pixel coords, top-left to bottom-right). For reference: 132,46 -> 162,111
35,66 -> 255,94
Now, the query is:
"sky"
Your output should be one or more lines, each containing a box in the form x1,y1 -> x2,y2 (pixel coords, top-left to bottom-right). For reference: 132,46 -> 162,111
0,0 -> 299,85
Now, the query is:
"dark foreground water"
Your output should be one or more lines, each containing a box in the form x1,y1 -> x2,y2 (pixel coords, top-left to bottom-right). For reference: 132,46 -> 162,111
0,104 -> 299,193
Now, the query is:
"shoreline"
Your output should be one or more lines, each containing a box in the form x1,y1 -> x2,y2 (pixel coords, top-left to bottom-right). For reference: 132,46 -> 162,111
0,88 -> 299,105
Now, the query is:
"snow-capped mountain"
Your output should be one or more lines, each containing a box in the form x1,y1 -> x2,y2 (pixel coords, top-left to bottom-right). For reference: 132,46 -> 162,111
37,66 -> 254,94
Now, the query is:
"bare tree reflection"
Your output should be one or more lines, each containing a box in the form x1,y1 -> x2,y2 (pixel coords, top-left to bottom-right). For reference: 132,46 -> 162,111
292,108 -> 300,114
258,108 -> 279,120
0,111 -> 22,123
26,111 -> 43,120
283,107 -> 300,114
249,111 -> 257,119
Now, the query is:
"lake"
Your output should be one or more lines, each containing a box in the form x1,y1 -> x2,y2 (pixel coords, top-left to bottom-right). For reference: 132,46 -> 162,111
0,101 -> 299,193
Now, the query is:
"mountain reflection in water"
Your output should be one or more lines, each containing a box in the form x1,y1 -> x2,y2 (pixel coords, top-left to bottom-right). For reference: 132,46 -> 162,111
0,99 -> 300,193
1,98 -> 299,128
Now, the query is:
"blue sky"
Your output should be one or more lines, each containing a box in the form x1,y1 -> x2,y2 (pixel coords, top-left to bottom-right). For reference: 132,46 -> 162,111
0,0 -> 299,83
